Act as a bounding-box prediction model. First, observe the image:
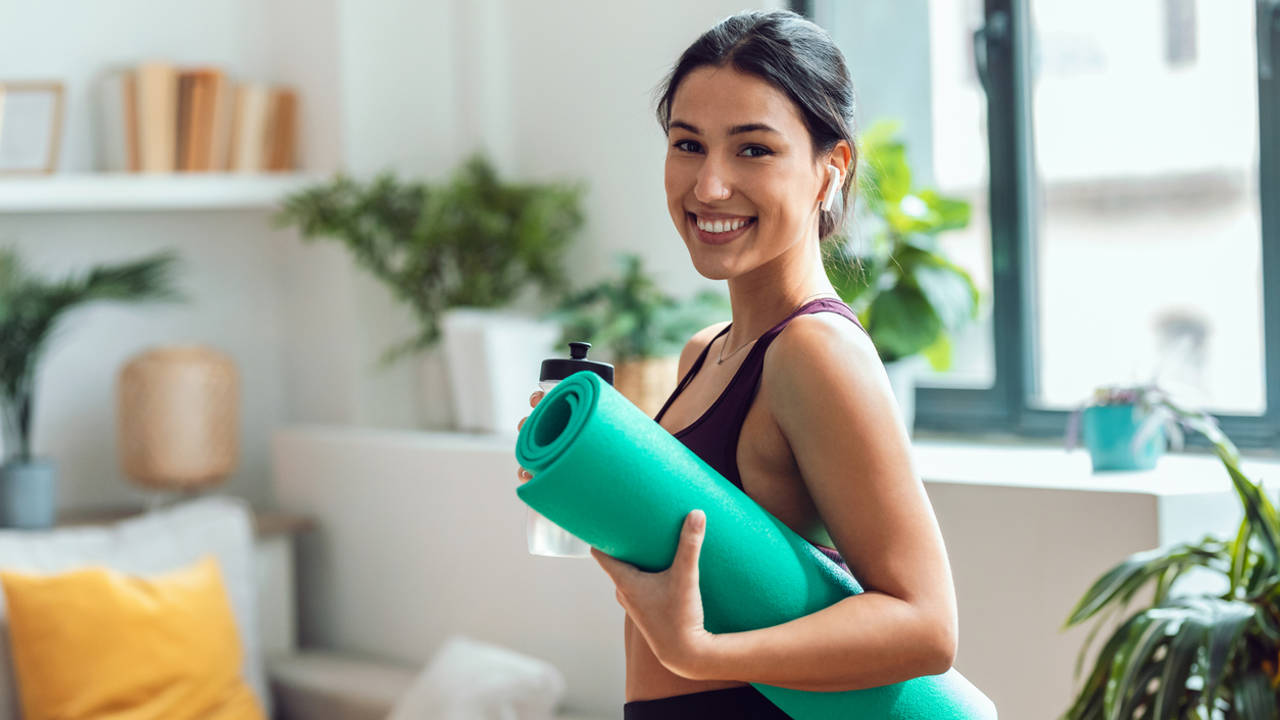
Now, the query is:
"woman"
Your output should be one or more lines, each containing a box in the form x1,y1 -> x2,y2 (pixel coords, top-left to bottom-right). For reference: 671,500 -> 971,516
518,9 -> 958,717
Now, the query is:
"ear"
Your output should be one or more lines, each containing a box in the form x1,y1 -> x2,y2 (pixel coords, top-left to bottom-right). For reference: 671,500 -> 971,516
815,139 -> 855,210
826,139 -> 854,181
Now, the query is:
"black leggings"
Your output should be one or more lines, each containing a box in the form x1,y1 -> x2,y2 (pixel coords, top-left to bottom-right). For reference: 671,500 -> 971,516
623,685 -> 793,719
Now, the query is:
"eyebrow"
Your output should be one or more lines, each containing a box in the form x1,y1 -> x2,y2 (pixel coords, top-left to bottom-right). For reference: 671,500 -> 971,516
669,120 -> 780,136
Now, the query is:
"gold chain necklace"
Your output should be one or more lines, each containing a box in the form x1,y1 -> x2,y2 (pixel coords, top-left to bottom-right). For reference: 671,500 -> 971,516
716,291 -> 839,365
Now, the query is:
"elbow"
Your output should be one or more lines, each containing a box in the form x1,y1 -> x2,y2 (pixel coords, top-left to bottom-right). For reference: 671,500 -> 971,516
928,624 -> 958,675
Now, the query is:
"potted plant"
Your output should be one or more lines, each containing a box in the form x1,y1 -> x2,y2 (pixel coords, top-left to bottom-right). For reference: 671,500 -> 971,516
273,153 -> 585,434
543,253 -> 729,417
823,118 -> 982,432
1064,382 -> 1220,473
1060,423 -> 1280,717
0,247 -> 182,528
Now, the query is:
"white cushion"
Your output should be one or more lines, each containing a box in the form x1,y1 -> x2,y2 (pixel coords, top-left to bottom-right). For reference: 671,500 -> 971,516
0,495 -> 268,717
388,635 -> 566,720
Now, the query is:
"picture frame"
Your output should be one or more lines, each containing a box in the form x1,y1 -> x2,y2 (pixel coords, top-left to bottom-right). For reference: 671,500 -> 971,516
0,81 -> 65,175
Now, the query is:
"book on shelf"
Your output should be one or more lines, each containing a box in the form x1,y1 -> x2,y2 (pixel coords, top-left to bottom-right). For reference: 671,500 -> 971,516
177,67 -> 234,172
98,61 -> 298,175
98,68 -> 139,172
136,61 -> 176,173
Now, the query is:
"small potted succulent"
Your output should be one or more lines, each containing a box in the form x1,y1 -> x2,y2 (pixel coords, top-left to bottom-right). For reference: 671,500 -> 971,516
1064,382 -> 1223,473
543,253 -> 729,418
823,118 -> 982,431
0,247 -> 183,528
274,153 -> 586,434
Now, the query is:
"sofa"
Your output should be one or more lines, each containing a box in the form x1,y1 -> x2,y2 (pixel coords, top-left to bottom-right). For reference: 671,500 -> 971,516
0,496 -> 592,719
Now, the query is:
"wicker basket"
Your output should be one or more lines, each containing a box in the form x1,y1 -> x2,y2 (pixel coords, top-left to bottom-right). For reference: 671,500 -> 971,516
116,345 -> 240,490
613,355 -> 679,419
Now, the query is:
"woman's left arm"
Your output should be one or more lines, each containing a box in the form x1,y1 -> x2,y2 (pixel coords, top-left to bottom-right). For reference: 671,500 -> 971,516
590,314 -> 959,692
698,314 -> 959,692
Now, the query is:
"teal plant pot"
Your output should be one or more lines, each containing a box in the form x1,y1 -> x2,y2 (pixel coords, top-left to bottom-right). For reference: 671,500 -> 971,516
0,458 -> 57,529
1081,405 -> 1165,472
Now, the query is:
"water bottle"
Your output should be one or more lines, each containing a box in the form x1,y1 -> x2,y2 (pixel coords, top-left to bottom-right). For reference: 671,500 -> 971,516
527,341 -> 614,557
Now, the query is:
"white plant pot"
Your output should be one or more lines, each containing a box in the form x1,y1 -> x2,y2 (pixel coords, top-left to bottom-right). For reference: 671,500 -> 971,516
439,307 -> 561,435
416,344 -> 453,431
883,355 -> 925,437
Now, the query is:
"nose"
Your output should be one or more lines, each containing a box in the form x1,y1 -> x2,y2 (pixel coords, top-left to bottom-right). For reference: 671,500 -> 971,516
693,156 -> 732,203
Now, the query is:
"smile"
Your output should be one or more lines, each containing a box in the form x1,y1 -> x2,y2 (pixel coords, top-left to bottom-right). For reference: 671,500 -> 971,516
688,213 -> 757,245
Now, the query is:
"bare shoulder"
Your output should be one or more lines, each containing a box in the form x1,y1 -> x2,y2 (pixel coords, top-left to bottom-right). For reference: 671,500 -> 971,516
677,320 -> 732,379
764,312 -> 883,393
762,310 -> 905,451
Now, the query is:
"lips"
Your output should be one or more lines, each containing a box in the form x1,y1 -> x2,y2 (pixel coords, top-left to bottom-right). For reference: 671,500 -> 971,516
687,212 -> 757,245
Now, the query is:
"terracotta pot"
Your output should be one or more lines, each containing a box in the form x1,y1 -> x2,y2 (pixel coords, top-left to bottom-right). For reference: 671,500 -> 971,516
116,345 -> 239,491
614,355 -> 679,419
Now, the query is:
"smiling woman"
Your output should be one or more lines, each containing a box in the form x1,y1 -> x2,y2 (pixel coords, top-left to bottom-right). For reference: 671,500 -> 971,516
524,8 -> 971,720
504,6 -> 969,717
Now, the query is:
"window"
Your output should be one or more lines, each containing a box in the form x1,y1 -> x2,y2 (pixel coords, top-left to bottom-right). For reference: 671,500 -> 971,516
801,0 -> 1280,449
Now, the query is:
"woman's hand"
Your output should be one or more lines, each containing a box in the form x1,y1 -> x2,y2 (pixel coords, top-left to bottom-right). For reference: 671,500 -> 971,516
590,509 -> 718,680
516,390 -> 544,483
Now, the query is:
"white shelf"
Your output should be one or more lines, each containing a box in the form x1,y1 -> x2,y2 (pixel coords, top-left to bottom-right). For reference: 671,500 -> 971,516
0,172 -> 332,213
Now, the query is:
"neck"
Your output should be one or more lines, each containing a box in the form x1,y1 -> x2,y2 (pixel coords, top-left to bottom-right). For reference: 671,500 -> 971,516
721,230 -> 838,354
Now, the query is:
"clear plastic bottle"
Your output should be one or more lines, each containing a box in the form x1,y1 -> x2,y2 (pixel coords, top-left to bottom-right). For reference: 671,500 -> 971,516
526,341 -> 614,557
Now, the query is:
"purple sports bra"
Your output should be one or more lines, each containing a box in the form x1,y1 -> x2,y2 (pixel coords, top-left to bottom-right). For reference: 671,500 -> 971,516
653,297 -> 871,576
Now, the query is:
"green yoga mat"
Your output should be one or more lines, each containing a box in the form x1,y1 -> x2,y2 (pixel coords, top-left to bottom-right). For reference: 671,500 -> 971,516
515,370 -> 996,719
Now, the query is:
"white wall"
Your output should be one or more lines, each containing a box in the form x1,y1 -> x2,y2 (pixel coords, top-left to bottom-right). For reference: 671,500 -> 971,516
0,0 -> 789,509
0,0 -> 343,508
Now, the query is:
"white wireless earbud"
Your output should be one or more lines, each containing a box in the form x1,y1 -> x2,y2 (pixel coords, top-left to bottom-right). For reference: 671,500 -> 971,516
820,164 -> 841,212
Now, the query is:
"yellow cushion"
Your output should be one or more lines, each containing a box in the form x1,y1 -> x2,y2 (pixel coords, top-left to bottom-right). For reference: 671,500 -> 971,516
0,555 -> 266,720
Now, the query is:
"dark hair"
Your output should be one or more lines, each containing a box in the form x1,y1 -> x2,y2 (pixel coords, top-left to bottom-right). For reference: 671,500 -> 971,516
655,9 -> 857,241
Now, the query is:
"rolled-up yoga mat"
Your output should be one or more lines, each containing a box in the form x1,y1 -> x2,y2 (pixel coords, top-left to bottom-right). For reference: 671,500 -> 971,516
515,370 -> 996,719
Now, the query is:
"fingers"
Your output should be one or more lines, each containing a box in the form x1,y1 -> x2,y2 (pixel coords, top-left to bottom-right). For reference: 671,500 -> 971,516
590,547 -> 616,578
516,391 -> 545,482
678,510 -> 706,571
591,547 -> 631,580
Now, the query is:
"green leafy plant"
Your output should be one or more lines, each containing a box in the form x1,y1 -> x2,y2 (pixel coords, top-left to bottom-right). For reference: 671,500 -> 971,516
1060,416 -> 1280,718
543,253 -> 729,363
0,248 -> 183,464
273,153 -> 586,366
823,118 -> 982,368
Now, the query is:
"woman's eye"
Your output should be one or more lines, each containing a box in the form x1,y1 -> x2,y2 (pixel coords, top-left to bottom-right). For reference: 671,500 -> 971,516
673,140 -> 702,153
741,145 -> 773,158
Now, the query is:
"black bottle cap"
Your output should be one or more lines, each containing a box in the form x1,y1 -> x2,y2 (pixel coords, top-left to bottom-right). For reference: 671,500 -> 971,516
540,341 -> 614,385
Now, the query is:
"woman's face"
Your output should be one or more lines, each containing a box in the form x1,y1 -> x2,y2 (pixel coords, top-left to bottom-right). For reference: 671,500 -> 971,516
664,65 -> 830,280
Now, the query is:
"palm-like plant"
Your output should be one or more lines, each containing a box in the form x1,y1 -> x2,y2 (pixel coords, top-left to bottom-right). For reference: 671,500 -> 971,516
1060,406 -> 1280,719
0,248 -> 183,464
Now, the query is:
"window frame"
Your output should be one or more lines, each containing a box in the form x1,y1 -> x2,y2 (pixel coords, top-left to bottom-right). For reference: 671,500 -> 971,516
795,0 -> 1280,451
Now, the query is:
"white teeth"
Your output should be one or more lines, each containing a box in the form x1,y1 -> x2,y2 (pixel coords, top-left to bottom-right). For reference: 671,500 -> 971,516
695,216 -> 751,233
